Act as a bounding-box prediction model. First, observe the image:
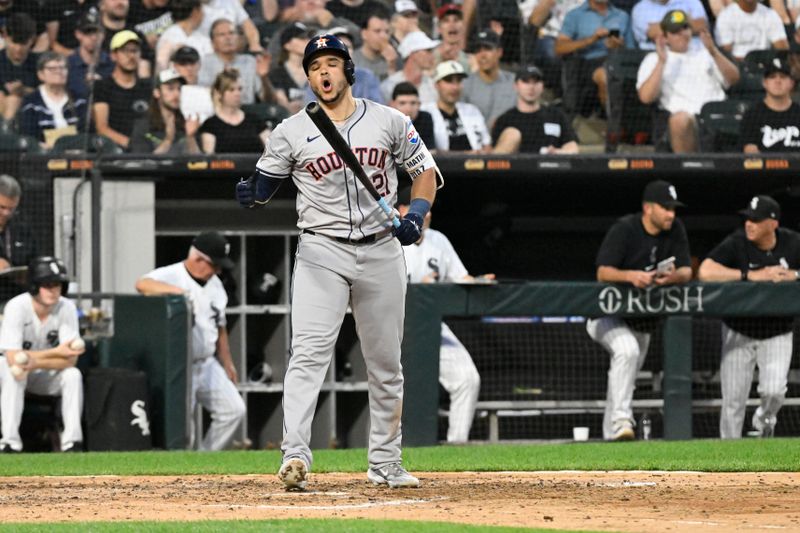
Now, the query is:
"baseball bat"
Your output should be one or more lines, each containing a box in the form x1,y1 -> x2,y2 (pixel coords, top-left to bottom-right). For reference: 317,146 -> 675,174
305,102 -> 400,228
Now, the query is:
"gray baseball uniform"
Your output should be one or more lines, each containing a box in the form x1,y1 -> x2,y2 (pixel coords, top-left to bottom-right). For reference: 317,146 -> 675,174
255,98 -> 437,469
403,228 -> 480,443
0,293 -> 83,452
141,262 -> 246,450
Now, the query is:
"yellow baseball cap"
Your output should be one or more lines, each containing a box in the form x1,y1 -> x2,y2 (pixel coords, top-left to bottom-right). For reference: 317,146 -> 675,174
110,30 -> 141,51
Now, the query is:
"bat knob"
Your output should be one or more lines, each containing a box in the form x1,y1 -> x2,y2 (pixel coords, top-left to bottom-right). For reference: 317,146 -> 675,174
306,102 -> 320,114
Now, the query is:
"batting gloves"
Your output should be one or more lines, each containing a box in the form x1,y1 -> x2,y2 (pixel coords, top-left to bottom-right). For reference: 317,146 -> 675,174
395,198 -> 430,245
236,177 -> 255,208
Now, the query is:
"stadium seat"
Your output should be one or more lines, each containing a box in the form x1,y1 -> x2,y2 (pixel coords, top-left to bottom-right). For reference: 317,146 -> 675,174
728,70 -> 766,101
242,102 -> 289,131
0,132 -> 42,153
51,134 -> 124,155
605,48 -> 652,152
697,99 -> 750,152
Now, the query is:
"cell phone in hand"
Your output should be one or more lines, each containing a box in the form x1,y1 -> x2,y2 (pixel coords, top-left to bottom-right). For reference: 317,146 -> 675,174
609,29 -> 620,38
656,256 -> 676,275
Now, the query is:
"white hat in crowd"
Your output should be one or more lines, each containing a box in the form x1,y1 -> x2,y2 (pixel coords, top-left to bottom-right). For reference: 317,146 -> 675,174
398,31 -> 440,59
433,60 -> 467,82
394,0 -> 419,14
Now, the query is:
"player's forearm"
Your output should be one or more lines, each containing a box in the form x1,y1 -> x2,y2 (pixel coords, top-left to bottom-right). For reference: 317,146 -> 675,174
597,265 -> 639,284
135,278 -> 185,296
409,168 -> 437,204
697,259 -> 741,282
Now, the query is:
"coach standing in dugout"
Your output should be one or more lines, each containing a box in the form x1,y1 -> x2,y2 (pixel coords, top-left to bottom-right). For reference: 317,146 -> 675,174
236,33 -> 439,490
698,196 -> 800,439
586,180 -> 692,441
136,231 -> 246,451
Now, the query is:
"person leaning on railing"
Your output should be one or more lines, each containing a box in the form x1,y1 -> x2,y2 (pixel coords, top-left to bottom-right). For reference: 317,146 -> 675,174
698,195 -> 800,439
586,180 -> 692,441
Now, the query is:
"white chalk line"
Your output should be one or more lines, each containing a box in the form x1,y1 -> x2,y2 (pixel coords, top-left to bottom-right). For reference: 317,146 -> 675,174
205,496 -> 448,511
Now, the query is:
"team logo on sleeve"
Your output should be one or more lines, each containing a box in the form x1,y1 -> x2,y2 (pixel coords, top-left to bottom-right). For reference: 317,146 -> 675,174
407,127 -> 419,145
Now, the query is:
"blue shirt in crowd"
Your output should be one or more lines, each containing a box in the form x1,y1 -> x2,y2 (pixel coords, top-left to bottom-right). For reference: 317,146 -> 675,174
560,1 -> 635,60
66,51 -> 114,101
631,0 -> 707,50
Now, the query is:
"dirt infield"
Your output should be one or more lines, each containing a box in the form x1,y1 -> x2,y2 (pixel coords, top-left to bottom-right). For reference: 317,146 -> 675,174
0,471 -> 798,531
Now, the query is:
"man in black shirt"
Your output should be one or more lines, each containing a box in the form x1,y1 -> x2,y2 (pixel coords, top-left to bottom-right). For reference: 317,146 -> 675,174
0,13 -> 39,122
698,196 -> 800,439
741,56 -> 800,153
390,82 -> 435,149
587,180 -> 692,440
93,30 -> 152,150
492,65 -> 578,154
0,174 -> 38,302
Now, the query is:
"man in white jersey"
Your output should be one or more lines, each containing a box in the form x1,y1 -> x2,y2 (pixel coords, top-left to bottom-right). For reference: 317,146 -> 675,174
135,231 -> 246,451
397,188 -> 492,443
236,33 -> 440,490
0,257 -> 85,453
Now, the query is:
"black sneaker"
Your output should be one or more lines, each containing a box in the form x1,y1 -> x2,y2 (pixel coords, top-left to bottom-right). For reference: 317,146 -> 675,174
1,444 -> 21,453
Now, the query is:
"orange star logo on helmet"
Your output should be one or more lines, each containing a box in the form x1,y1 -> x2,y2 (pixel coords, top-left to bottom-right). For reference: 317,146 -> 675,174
315,37 -> 328,49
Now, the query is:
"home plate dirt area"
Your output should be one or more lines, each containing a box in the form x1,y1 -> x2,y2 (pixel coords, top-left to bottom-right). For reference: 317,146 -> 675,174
0,471 -> 798,531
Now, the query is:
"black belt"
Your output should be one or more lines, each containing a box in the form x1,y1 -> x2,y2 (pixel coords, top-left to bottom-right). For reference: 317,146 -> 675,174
302,229 -> 390,245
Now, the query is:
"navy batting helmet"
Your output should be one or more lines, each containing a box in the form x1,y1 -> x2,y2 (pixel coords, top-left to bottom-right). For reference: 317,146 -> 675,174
29,256 -> 70,297
302,34 -> 355,86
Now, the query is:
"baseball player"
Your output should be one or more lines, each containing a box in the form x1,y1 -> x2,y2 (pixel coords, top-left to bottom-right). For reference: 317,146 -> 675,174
698,195 -> 800,438
586,180 -> 692,440
397,188 -> 490,443
236,33 -> 440,489
0,256 -> 85,453
135,231 -> 246,451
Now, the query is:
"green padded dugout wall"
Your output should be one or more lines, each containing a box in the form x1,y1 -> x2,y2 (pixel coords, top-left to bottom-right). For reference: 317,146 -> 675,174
99,295 -> 190,450
402,282 -> 800,446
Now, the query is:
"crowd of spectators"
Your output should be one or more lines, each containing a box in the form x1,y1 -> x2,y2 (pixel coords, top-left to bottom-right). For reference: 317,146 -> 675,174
1,0 -> 800,156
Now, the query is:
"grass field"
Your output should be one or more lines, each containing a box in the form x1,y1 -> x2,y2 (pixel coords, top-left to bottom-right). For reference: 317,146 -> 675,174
1,439 -> 797,532
0,438 -> 798,476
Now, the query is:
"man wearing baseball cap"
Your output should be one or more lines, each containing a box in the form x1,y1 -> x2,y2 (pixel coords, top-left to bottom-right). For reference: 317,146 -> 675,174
381,30 -> 439,103
699,196 -> 800,439
422,60 -> 491,152
637,9 -> 739,153
93,30 -> 153,150
136,231 -> 245,451
493,64 -> 578,154
67,10 -> 115,101
390,0 -> 421,47
587,179 -> 691,440
462,28 -> 515,128
433,4 -> 470,73
129,68 -> 202,154
741,55 -> 800,153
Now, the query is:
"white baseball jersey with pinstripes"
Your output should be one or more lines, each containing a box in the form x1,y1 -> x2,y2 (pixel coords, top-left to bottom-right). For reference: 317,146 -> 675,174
255,98 -> 436,241
403,228 -> 481,442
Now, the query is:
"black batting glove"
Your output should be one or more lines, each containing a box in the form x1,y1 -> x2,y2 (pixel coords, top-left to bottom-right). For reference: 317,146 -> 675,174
394,212 -> 423,245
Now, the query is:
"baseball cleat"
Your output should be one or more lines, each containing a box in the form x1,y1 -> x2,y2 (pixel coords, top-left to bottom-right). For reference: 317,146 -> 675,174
611,422 -> 635,441
278,457 -> 309,490
751,411 -> 776,438
367,463 -> 420,488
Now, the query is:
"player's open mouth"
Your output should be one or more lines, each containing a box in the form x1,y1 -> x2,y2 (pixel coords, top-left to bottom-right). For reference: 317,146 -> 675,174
322,79 -> 332,91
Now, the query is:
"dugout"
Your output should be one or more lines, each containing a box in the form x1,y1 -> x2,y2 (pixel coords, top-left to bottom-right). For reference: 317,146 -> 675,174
7,152 -> 800,448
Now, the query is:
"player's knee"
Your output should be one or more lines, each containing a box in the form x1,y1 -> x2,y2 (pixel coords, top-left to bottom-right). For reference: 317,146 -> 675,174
611,346 -> 639,364
466,370 -> 480,393
219,396 -> 246,422
61,367 -> 82,386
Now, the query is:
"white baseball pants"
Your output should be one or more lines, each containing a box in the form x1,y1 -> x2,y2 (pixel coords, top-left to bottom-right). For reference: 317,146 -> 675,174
439,323 -> 480,443
0,365 -> 83,452
191,356 -> 246,451
719,325 -> 793,439
587,317 -> 651,439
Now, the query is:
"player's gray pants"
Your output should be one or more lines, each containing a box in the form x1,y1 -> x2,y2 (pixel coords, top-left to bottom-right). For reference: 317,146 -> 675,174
586,317 -> 651,439
0,366 -> 83,451
190,356 -> 247,451
719,326 -> 792,439
282,232 -> 406,469
440,323 -> 480,443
